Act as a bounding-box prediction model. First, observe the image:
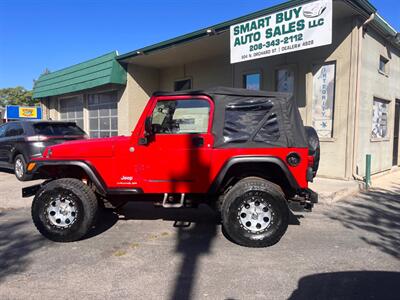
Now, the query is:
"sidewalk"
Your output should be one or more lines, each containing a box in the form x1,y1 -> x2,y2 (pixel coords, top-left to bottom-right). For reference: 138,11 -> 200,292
309,177 -> 362,204
310,168 -> 400,204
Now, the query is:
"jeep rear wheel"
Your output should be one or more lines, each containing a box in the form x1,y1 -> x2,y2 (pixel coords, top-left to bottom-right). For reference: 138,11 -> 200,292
31,178 -> 98,242
221,177 -> 289,247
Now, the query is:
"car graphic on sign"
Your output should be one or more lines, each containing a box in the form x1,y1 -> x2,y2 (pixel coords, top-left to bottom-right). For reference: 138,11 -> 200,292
303,1 -> 328,18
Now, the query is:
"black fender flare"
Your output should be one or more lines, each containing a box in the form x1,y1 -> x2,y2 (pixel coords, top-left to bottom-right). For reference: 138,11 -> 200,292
208,156 -> 300,194
30,160 -> 108,195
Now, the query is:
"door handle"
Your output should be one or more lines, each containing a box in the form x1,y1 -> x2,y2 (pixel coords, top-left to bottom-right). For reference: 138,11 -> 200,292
192,136 -> 204,147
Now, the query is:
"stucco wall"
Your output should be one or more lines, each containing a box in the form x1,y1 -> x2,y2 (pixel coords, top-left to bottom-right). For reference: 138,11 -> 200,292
118,65 -> 160,135
159,55 -> 233,91
357,28 -> 400,175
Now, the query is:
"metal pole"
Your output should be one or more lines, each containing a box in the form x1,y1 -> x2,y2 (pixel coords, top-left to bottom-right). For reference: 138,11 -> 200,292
365,154 -> 371,189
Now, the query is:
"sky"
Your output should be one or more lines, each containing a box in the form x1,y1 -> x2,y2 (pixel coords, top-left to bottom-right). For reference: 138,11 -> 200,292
0,0 -> 399,90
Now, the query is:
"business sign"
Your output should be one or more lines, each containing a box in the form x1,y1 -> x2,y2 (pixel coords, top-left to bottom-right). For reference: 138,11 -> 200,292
312,63 -> 336,138
230,0 -> 332,64
6,105 -> 42,120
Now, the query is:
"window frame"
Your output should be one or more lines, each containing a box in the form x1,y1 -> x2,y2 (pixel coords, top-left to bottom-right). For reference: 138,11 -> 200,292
378,55 -> 389,76
58,94 -> 84,130
145,95 -> 214,136
242,71 -> 262,91
87,91 -> 119,138
174,78 -> 192,92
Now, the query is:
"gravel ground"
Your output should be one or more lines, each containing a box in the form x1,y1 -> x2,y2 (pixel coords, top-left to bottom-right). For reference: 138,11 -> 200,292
0,171 -> 399,300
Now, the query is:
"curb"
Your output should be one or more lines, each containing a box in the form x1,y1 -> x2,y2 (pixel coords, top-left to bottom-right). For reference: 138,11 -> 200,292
317,182 -> 364,205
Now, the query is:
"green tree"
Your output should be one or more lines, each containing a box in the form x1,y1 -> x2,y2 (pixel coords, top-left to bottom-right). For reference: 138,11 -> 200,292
0,86 -> 38,107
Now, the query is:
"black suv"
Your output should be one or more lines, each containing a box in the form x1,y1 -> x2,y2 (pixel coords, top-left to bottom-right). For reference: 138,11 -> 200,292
0,120 -> 86,181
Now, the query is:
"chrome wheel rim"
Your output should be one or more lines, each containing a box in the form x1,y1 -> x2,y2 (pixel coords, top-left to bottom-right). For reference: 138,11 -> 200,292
238,197 -> 273,233
15,159 -> 24,178
46,195 -> 78,228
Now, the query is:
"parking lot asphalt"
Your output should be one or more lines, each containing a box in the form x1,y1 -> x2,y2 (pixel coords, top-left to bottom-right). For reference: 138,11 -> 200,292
0,171 -> 399,300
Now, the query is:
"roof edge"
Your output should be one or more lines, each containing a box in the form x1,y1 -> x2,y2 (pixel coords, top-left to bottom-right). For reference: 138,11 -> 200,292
116,0 -> 313,61
117,0 -> 399,62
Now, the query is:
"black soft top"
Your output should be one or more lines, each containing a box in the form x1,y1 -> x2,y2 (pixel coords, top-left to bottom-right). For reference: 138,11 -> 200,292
154,87 -> 308,148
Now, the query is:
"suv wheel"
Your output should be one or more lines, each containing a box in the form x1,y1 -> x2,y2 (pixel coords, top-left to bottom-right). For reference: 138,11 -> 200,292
14,154 -> 32,181
31,178 -> 98,242
221,177 -> 289,247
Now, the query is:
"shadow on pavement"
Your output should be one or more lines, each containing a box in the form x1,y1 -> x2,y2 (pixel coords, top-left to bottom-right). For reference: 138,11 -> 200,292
118,201 -> 219,300
289,271 -> 400,300
84,208 -> 119,239
103,200 -> 303,299
0,210 -> 48,283
325,184 -> 400,259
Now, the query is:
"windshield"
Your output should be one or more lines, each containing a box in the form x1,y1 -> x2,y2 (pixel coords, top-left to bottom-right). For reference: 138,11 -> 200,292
33,123 -> 85,136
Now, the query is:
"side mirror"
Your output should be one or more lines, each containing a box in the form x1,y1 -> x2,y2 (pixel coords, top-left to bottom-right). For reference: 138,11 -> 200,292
139,116 -> 153,145
144,116 -> 153,137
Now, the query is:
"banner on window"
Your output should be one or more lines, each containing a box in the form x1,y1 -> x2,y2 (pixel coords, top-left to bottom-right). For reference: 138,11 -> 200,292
312,63 -> 336,138
371,99 -> 388,139
276,68 -> 295,94
230,0 -> 332,63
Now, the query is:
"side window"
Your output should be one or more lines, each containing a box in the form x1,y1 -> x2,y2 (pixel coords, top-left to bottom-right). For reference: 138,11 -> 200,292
0,124 -> 7,138
5,123 -> 24,137
151,99 -> 210,134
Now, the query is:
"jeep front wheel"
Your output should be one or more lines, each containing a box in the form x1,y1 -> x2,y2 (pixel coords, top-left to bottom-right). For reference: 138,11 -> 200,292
31,178 -> 98,242
221,177 -> 289,247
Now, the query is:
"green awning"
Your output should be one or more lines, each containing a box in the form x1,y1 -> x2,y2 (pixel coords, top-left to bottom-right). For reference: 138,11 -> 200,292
33,51 -> 126,99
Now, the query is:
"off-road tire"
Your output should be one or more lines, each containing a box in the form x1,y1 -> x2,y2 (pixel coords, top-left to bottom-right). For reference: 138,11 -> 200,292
31,178 -> 98,242
221,177 -> 289,247
14,154 -> 32,181
305,126 -> 320,177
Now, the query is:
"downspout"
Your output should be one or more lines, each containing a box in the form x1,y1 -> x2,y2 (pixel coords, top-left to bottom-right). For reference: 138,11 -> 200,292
352,13 -> 375,181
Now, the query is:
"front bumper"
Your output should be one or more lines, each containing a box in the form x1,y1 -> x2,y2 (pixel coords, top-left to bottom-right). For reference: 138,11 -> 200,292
22,182 -> 46,198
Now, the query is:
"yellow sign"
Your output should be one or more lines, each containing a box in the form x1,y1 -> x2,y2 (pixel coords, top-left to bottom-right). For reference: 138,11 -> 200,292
19,107 -> 38,118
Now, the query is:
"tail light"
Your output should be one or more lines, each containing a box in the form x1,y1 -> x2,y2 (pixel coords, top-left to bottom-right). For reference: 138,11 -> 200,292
25,135 -> 49,142
308,155 -> 314,167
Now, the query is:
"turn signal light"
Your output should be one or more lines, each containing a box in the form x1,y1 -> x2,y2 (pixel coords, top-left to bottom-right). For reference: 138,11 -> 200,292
27,162 -> 36,172
286,152 -> 301,167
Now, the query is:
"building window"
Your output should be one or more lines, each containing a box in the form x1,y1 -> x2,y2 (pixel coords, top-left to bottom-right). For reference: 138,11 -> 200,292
371,98 -> 389,139
379,56 -> 389,74
88,91 -> 118,138
243,73 -> 261,90
174,79 -> 192,91
59,96 -> 84,129
151,99 -> 210,134
312,62 -> 336,138
275,68 -> 295,94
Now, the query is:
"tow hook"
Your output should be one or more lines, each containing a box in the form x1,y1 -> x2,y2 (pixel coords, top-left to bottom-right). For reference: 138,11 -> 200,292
292,188 -> 318,211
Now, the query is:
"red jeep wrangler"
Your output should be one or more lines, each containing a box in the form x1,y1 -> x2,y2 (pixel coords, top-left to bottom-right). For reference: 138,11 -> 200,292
23,87 -> 319,247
